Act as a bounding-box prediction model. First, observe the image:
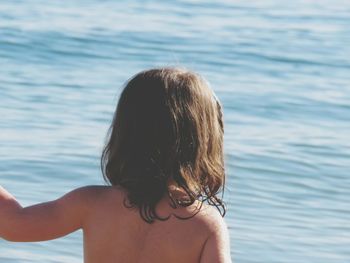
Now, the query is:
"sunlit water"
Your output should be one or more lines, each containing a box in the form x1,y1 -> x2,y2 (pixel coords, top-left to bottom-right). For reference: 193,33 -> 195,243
0,0 -> 350,262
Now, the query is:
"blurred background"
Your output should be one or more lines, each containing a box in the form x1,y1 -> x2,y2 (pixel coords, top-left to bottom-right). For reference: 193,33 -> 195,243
0,0 -> 349,262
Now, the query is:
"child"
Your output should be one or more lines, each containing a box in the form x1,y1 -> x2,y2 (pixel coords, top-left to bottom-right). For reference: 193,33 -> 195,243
0,68 -> 231,262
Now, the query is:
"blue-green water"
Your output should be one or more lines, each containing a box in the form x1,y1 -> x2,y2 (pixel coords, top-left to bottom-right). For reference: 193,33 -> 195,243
1,0 -> 350,262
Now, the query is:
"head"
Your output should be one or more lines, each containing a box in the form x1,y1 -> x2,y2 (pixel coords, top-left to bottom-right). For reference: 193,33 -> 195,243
101,67 -> 225,223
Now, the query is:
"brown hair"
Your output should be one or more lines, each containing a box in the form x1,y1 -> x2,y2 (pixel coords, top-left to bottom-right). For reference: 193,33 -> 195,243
101,67 -> 225,223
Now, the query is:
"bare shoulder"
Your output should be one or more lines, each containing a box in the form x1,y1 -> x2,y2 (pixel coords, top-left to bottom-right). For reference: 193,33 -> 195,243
68,185 -> 126,224
195,204 -> 232,263
62,185 -> 104,203
194,204 -> 228,234
63,185 -> 125,214
71,185 -> 124,204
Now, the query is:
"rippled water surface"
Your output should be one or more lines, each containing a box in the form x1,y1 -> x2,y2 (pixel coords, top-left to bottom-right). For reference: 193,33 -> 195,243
1,0 -> 350,262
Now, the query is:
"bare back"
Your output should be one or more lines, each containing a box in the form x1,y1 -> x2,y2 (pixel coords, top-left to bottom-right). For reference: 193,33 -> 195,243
0,185 -> 231,263
83,186 -> 230,263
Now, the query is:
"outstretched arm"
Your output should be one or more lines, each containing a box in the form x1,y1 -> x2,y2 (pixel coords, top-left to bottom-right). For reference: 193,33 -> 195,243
0,185 -> 92,242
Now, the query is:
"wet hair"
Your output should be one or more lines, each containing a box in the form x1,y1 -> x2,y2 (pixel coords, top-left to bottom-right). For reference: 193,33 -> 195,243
101,67 -> 226,223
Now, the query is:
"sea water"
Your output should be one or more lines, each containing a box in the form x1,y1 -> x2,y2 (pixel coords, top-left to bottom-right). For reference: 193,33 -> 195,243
0,0 -> 349,262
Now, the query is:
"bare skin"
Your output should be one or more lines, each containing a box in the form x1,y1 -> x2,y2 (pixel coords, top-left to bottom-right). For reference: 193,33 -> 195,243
0,185 -> 231,263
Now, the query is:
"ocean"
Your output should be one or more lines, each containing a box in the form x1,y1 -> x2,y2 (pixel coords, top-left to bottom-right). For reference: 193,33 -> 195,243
0,0 -> 349,262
